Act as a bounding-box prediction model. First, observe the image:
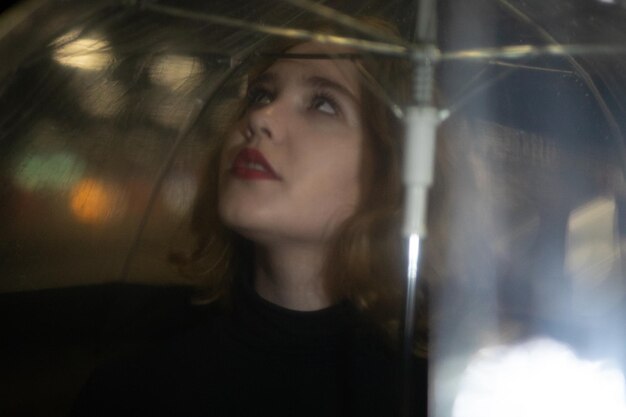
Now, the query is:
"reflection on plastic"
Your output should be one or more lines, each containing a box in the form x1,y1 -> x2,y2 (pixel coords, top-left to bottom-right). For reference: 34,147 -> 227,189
566,197 -> 620,281
161,173 -> 197,215
53,31 -> 113,71
453,338 -> 626,417
69,178 -> 126,224
566,197 -> 624,313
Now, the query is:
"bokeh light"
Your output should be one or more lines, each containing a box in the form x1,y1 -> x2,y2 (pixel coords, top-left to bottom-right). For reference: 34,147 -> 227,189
13,151 -> 86,192
52,30 -> 113,71
69,178 -> 127,224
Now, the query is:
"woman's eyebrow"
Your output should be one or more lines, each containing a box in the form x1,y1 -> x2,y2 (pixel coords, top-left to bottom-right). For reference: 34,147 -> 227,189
249,71 -> 358,104
306,76 -> 359,103
249,71 -> 276,87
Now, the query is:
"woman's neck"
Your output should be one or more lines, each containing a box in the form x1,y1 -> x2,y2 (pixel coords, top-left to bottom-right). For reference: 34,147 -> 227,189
253,243 -> 331,311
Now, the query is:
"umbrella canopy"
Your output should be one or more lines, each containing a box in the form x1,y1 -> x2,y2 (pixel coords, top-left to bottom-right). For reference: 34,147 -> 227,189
1,1 -> 626,416
0,0 -> 419,292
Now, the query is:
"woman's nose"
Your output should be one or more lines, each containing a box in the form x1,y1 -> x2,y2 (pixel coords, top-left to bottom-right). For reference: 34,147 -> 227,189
245,99 -> 287,144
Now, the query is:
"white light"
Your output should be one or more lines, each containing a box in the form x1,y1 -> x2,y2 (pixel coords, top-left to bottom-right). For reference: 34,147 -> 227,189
53,31 -> 113,71
453,338 -> 626,417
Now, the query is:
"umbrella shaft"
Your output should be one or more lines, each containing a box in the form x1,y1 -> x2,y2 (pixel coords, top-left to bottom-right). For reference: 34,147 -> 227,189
400,234 -> 422,417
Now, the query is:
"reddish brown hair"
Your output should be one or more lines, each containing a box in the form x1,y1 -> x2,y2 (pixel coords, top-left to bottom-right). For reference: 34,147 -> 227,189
175,17 -> 416,341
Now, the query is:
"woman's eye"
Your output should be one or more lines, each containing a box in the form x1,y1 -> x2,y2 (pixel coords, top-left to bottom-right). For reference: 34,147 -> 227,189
247,88 -> 273,106
311,95 -> 338,115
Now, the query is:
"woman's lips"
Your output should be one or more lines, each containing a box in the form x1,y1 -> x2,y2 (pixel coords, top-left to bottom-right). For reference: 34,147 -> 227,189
230,147 -> 281,180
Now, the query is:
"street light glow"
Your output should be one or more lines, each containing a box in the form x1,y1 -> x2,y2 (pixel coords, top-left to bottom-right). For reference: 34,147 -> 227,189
53,31 -> 113,71
453,338 -> 626,417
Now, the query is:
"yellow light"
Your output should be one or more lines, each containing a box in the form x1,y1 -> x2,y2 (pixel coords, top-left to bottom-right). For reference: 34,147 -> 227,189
53,31 -> 113,71
69,179 -> 125,224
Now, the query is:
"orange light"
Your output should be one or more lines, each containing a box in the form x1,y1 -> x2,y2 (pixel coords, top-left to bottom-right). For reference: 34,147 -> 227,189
70,178 -> 121,224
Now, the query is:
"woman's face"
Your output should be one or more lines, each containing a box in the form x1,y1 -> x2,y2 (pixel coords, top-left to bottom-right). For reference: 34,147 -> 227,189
218,42 -> 364,247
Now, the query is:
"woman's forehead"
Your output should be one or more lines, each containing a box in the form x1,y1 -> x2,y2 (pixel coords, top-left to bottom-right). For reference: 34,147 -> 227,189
262,42 -> 361,93
286,40 -> 356,56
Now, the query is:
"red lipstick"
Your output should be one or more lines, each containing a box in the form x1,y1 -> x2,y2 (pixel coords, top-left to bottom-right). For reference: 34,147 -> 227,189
231,148 -> 280,180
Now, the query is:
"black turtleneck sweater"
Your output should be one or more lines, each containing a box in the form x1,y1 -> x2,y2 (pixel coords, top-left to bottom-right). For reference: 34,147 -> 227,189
71,277 -> 427,417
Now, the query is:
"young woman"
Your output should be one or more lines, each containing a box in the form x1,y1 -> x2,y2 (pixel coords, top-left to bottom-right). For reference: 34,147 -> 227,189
73,19 -> 427,417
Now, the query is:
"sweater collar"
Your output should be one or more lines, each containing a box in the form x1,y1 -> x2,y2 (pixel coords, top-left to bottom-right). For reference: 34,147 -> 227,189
226,272 -> 355,353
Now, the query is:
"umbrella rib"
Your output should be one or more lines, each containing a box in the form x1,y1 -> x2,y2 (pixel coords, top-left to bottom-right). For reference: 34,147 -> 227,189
443,65 -> 518,119
276,0 -> 413,47
443,59 -> 587,121
487,60 -> 575,75
495,0 -> 626,173
119,97 -> 207,282
118,44 -> 261,282
141,2 -> 410,57
442,44 -> 626,61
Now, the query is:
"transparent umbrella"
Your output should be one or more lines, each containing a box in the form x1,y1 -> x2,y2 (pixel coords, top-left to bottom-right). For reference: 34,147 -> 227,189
431,3 -> 626,417
1,1 -> 626,416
